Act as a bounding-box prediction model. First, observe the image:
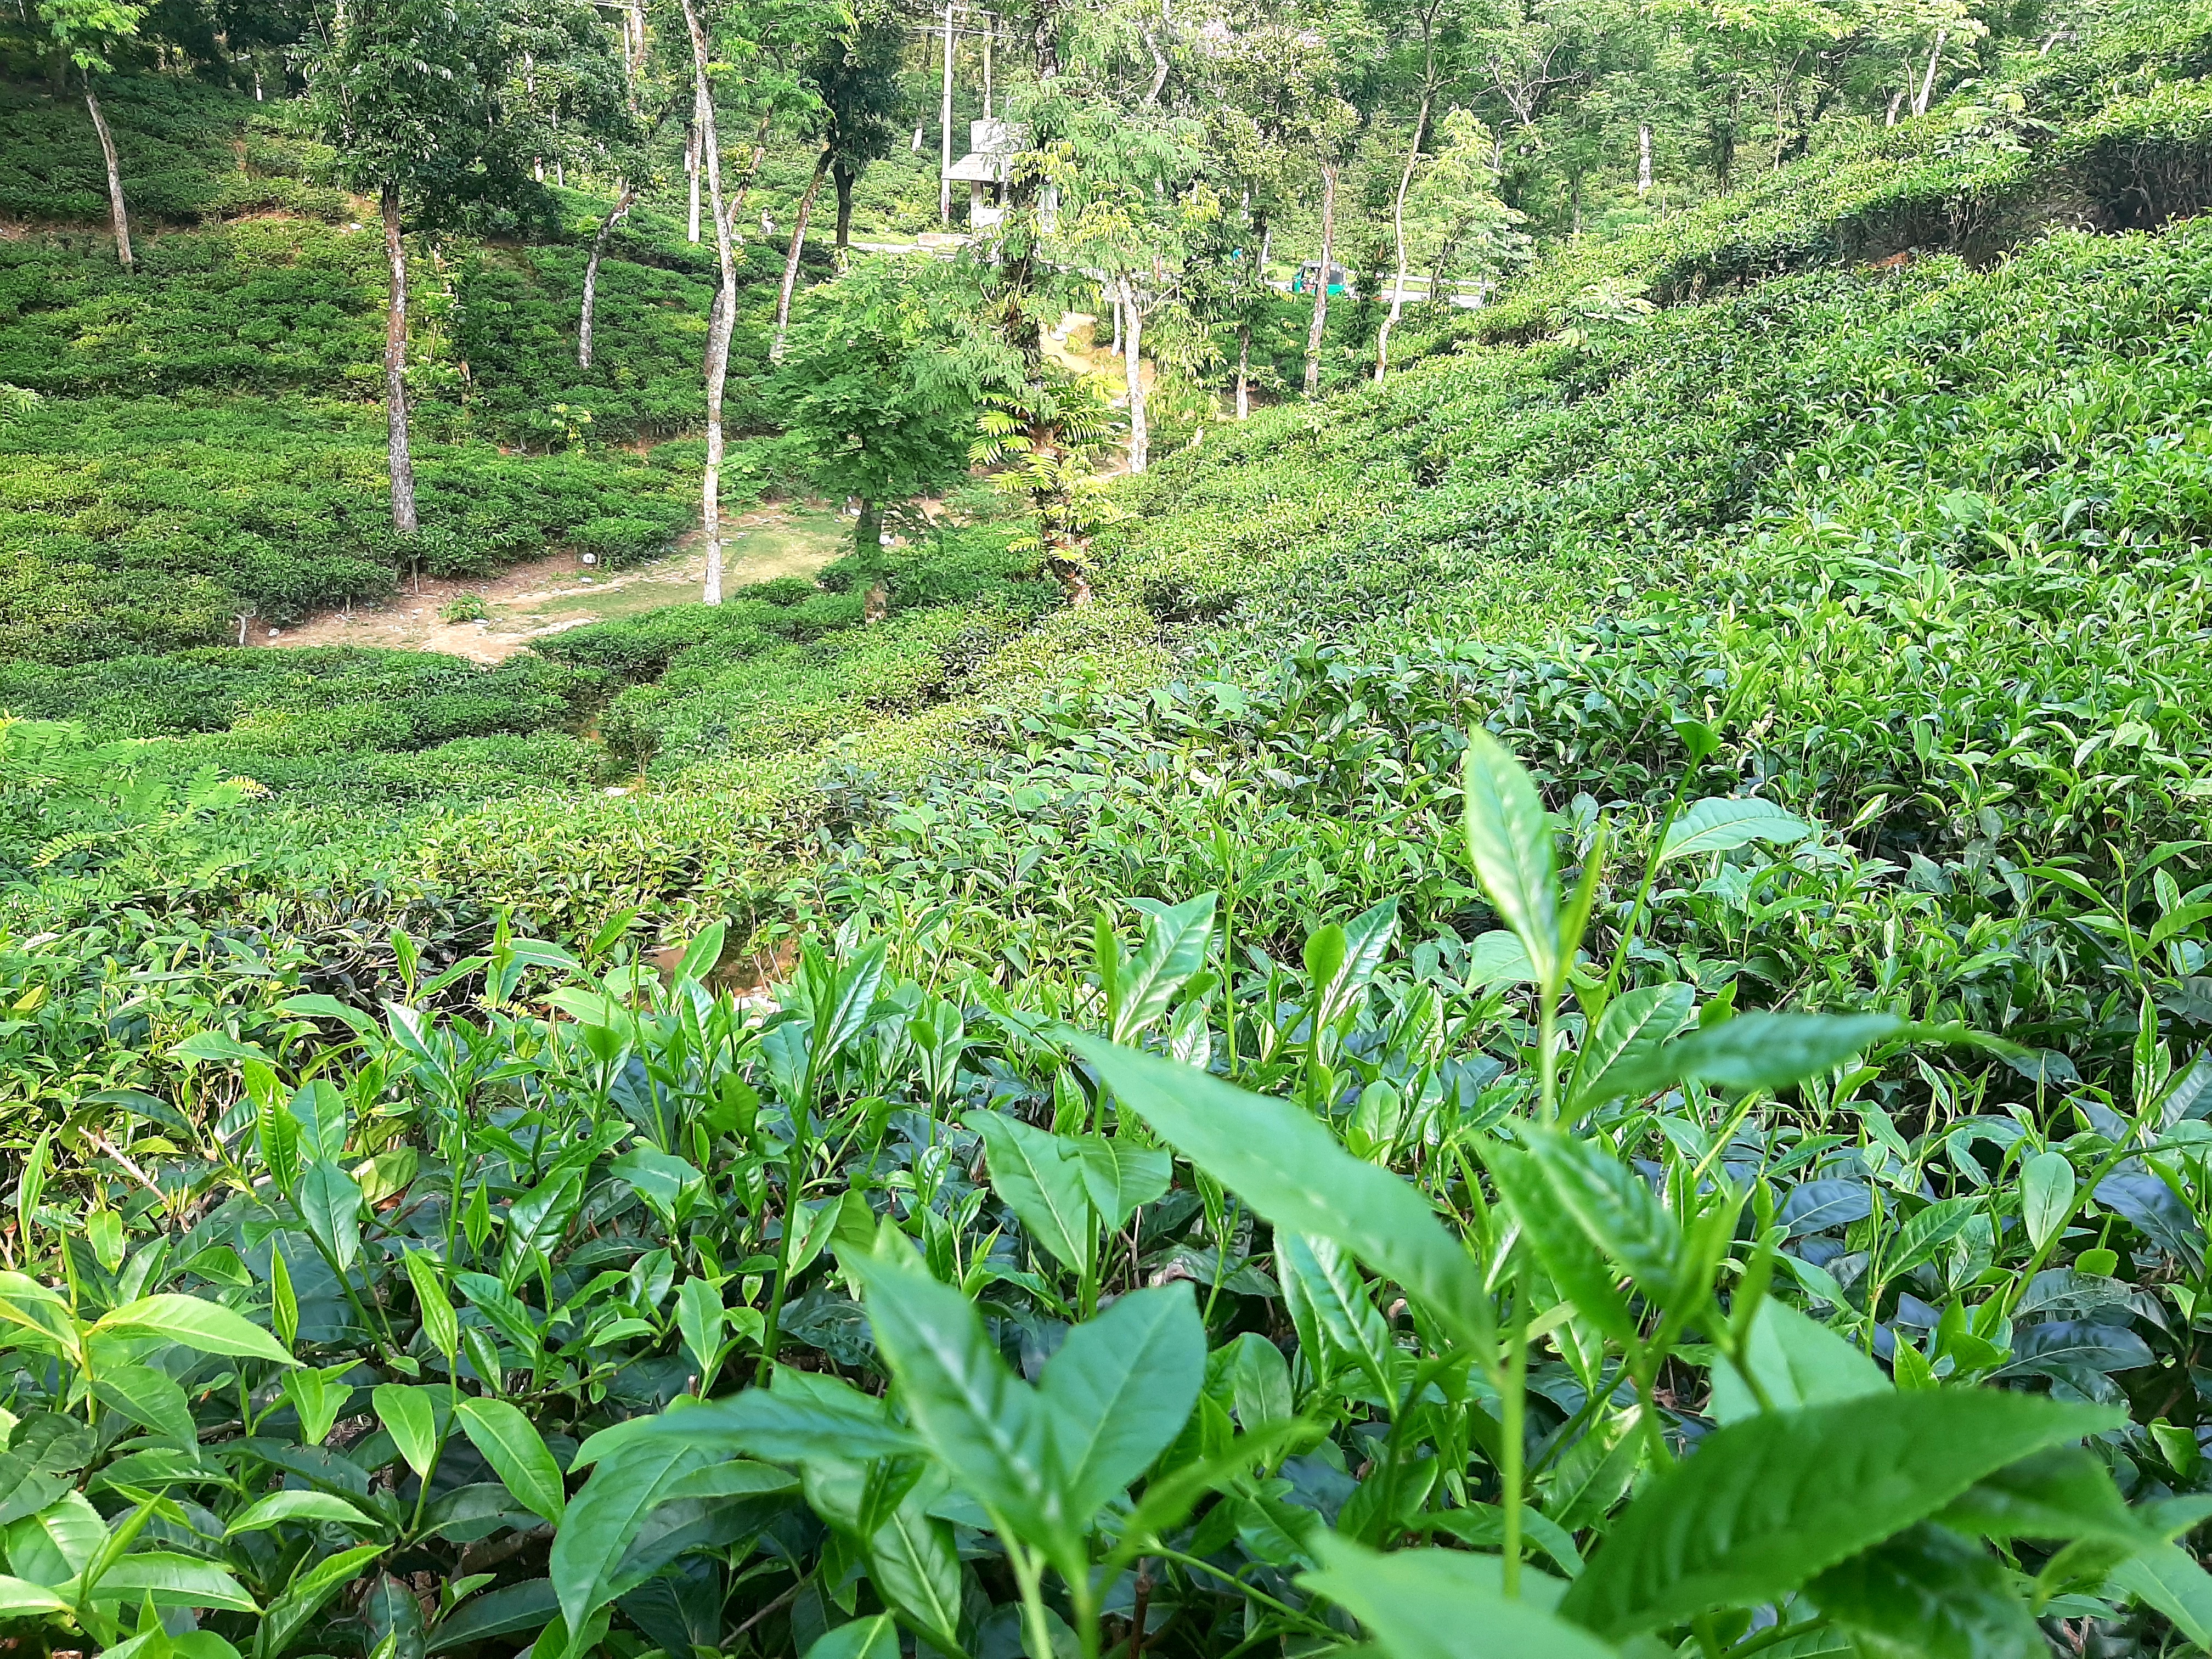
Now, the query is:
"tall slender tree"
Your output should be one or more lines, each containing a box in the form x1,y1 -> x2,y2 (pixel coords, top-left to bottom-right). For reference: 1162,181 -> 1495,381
308,0 -> 541,534
35,0 -> 146,271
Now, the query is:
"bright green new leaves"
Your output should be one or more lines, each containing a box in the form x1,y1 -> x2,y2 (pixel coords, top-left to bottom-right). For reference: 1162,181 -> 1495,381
401,1254 -> 458,1358
92,1361 -> 196,1449
803,1615 -> 900,1659
551,1434 -> 719,1635
965,1111 -> 1097,1278
964,1109 -> 1171,1281
1462,731 -> 1561,989
224,1491 -> 386,1538
1038,1285 -> 1207,1520
373,1385 -> 441,1479
1658,797 -> 1813,863
455,1397 -> 566,1525
2021,1151 -> 2077,1251
1101,893 -> 1216,1044
1302,1536 -> 1613,1659
92,1296 -> 293,1367
1073,1035 -> 1493,1351
1708,1301 -> 1888,1423
1560,1391 -> 2118,1637
849,1245 -> 1203,1568
1568,983 -> 1695,1111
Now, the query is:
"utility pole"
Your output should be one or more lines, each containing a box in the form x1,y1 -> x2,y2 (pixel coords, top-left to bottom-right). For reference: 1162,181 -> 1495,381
983,20 -> 992,119
940,0 -> 956,223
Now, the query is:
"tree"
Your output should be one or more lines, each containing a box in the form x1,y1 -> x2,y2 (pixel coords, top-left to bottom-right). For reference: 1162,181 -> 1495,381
308,0 -> 543,534
814,16 -> 906,250
973,374 -> 1121,603
775,256 -> 1005,565
33,0 -> 146,270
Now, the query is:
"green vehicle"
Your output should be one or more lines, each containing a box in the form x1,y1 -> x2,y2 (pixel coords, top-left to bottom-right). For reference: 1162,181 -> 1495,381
1292,259 -> 1355,296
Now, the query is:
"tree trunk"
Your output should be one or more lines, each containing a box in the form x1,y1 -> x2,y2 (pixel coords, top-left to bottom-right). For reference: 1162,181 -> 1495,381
686,105 -> 701,243
855,499 -> 882,563
1638,122 -> 1652,195
1375,91 -> 1431,385
1303,159 -> 1338,398
1235,323 -> 1250,420
833,161 -> 855,249
379,182 -> 419,534
679,0 -> 735,606
1912,28 -> 1947,117
83,83 -> 132,271
579,184 -> 637,368
1121,278 -> 1147,474
771,150 -> 830,362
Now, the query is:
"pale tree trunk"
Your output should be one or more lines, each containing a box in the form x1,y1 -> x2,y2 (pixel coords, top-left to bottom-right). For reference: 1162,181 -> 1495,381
1120,277 -> 1147,474
686,105 -> 702,242
679,0 -> 735,606
579,183 -> 637,368
83,83 -> 132,271
771,149 -> 830,362
1303,159 -> 1338,397
1235,325 -> 1250,419
1375,93 -> 1431,384
1912,29 -> 1946,117
379,182 -> 418,533
1638,122 -> 1652,195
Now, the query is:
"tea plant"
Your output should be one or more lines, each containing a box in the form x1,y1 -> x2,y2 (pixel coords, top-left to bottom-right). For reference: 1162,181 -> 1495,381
5,734 -> 2212,1657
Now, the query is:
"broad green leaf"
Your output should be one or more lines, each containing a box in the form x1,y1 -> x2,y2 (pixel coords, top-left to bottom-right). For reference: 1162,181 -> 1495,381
1039,1284 -> 1204,1517
255,1542 -> 387,1659
93,1361 -> 198,1449
1570,983 -> 1695,1110
93,1295 -> 293,1366
1519,1124 -> 1686,1302
964,1109 -> 1096,1277
1112,893 -> 1217,1043
1462,731 -> 1561,986
673,920 -> 726,987
1301,1534 -> 1612,1659
287,1080 -> 349,1164
225,1490 -> 385,1537
374,1385 -> 442,1479
456,1397 -> 566,1526
1560,1391 -> 2118,1638
1881,1197 -> 1983,1283
77,1552 -> 257,1611
13,1489 -> 103,1579
610,1144 -> 702,1220
1805,1521 -> 2039,1659
1607,1012 -> 1906,1101
1936,1448 -> 2143,1544
605,1383 -> 921,1466
1312,898 -> 1399,1030
849,1248 -> 1055,1543
298,1159 -> 363,1272
424,1577 -> 556,1651
1279,1231 -> 1402,1399
2021,1152 -> 2076,1252
1073,1037 -> 1492,1350
1072,1135 -> 1172,1231
863,1487 -> 963,1655
283,1363 -> 352,1446
1660,798 -> 1814,864
0,1576 -> 69,1615
814,941 -> 889,1068
675,1278 -> 725,1390
1468,930 -> 1538,990
2113,1543 -> 2212,1645
550,1435 -> 719,1634
1481,1144 -> 1637,1347
1224,1331 -> 1294,1429
402,1255 -> 459,1358
802,1615 -> 900,1659
1709,1301 -> 1888,1424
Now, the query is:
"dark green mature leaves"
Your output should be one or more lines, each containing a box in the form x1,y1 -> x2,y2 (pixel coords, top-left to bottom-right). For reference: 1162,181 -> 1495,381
1807,1522 -> 2040,1659
964,1110 -> 1096,1277
1073,1036 -> 1493,1350
1560,1391 -> 2117,1637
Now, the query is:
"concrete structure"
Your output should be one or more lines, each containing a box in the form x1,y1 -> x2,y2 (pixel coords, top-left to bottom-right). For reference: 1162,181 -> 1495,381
945,119 -> 1025,229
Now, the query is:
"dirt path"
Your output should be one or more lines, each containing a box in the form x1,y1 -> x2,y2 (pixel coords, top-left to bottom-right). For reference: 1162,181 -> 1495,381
251,504 -> 853,664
